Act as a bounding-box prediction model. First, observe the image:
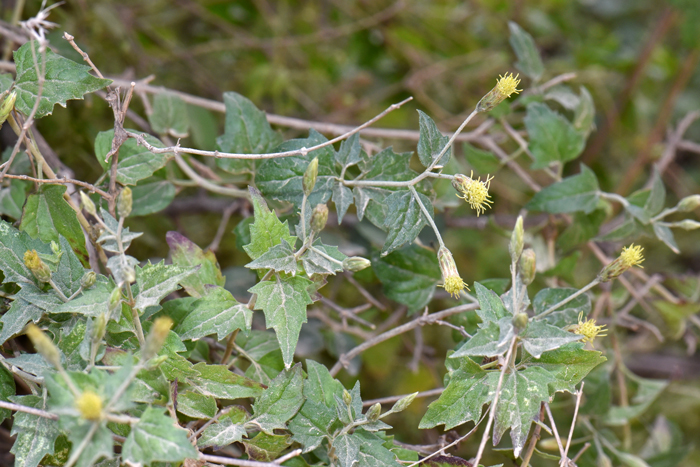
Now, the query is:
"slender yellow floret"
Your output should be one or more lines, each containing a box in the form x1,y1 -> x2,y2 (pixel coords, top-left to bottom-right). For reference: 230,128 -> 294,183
598,243 -> 645,282
452,171 -> 494,216
25,324 -> 61,368
620,244 -> 644,269
437,246 -> 469,298
572,312 -> 607,344
496,73 -> 522,99
75,390 -> 103,421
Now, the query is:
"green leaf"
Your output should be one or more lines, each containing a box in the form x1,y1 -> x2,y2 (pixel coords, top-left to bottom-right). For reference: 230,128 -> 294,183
64,420 -> 114,467
605,372 -> 667,426
243,187 -> 297,260
645,169 -> 666,217
301,239 -> 347,275
289,397 -> 337,452
251,364 -> 304,434
0,366 -> 16,423
419,358 -> 487,430
0,283 -> 62,344
654,300 -> 700,339
350,430 -> 401,467
508,22 -> 544,81
417,110 -> 450,167
524,342 -> 606,393
96,208 -> 142,253
335,133 -> 362,171
237,331 -> 285,385
20,185 -> 89,266
256,129 -> 337,207
130,179 -> 176,216
148,92 -> 189,138
304,360 -> 345,408
216,91 -> 281,174
332,183 -> 354,224
94,130 -> 173,185
334,433 -> 360,467
0,179 -> 28,219
198,417 -> 247,448
373,244 -> 441,313
187,362 -> 264,399
474,282 -> 510,325
166,231 -> 225,297
381,190 -> 432,255
519,321 -> 582,358
175,286 -> 252,341
532,287 -> 591,328
9,395 -> 60,467
133,261 -> 196,312
526,165 -> 599,213
358,147 -> 418,184
177,390 -> 217,419
0,72 -> 13,92
246,239 -> 298,274
451,320 -> 512,358
524,103 -> 585,169
0,219 -> 52,285
249,275 -> 314,368
13,41 -> 111,118
122,407 -> 198,464
55,276 -> 112,317
653,223 -> 679,254
574,86 -> 595,134
492,367 -> 555,457
465,143 -> 500,174
243,432 -> 291,462
558,209 -> 606,250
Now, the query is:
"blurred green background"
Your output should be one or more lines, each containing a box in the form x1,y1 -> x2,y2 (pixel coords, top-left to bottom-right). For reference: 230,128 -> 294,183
2,0 -> 700,465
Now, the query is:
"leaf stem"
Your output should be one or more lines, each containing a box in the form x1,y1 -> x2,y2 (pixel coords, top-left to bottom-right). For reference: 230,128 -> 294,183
534,278 -> 600,321
409,186 -> 444,249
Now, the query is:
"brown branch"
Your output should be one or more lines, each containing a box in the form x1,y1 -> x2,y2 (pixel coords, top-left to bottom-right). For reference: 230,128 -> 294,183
3,173 -> 111,200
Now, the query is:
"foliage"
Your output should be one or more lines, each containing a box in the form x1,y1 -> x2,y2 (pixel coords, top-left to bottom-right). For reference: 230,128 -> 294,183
0,2 -> 699,467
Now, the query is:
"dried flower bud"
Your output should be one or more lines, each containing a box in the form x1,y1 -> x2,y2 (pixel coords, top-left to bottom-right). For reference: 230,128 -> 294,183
117,187 -> 132,218
598,243 -> 644,282
509,216 -> 524,263
668,220 -> 700,231
25,324 -> 61,368
512,312 -> 529,331
310,204 -> 328,235
80,271 -> 96,289
144,316 -> 173,360
342,256 -> 371,272
23,250 -> 51,283
342,389 -> 352,406
366,402 -> 382,422
92,313 -> 108,344
302,158 -> 319,197
519,248 -> 536,286
75,390 -> 103,421
476,73 -> 522,113
452,171 -> 494,216
676,195 -> 700,212
80,191 -> 97,217
0,91 -> 16,127
438,246 -> 468,298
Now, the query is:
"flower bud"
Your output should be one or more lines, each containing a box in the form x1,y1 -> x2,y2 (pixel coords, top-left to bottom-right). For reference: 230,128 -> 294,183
438,246 -> 467,298
512,312 -> 529,332
366,402 -> 382,422
342,256 -> 371,272
519,248 -> 536,286
598,244 -> 644,282
0,91 -> 17,127
677,195 -> 700,212
342,389 -> 352,406
509,216 -> 524,263
80,191 -> 97,217
108,286 -> 122,316
302,158 -> 318,197
310,204 -> 328,235
476,73 -> 522,113
390,392 -> 418,413
80,271 -> 96,289
117,187 -> 132,218
23,250 -> 52,283
668,219 -> 700,230
123,265 -> 136,284
92,313 -> 108,344
143,316 -> 173,360
75,390 -> 103,421
25,324 -> 61,368
148,354 -> 169,368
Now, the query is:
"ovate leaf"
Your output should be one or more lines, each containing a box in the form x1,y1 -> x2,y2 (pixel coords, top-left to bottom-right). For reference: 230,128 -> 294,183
251,364 -> 304,434
524,103 -> 585,169
508,22 -> 544,81
524,342 -> 606,393
13,41 -> 112,118
148,92 -> 189,138
532,287 -> 591,328
519,321 -> 582,358
166,231 -> 226,297
301,240 -> 347,276
417,110 -> 450,167
175,286 -> 252,341
246,239 -> 298,274
249,275 -> 314,368
9,395 -> 60,467
94,130 -> 173,185
122,407 -> 198,464
474,281 -> 510,325
130,179 -> 176,216
382,190 -> 433,255
187,362 -> 264,399
198,418 -> 247,448
526,165 -> 599,213
0,219 -> 52,285
133,261 -> 196,312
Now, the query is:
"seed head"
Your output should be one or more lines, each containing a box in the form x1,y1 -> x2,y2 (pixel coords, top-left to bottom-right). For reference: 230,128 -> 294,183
452,171 -> 494,216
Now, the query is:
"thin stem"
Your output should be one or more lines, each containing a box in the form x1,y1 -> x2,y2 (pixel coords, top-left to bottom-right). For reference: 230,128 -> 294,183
310,246 -> 345,266
562,383 -> 585,463
650,206 -> 677,223
65,421 -> 100,467
200,449 -> 302,467
535,279 -> 600,321
409,186 -> 444,248
599,191 -> 629,208
48,278 -> 69,302
470,336 -> 518,467
544,402 -> 566,460
361,388 -> 444,407
174,153 -> 248,197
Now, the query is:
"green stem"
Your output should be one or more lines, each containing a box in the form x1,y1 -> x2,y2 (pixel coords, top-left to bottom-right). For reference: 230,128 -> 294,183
410,186 -> 445,249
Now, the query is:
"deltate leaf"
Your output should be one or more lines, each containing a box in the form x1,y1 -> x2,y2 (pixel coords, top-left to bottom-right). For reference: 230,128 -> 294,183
524,342 -> 606,393
175,286 -> 252,341
13,41 -> 112,118
251,364 -> 304,434
532,287 -> 591,328
301,240 -> 347,276
246,239 -> 298,274
524,103 -> 585,169
249,275 -> 314,368
519,321 -> 582,358
243,187 -> 297,261
198,418 -> 247,448
474,281 -> 510,325
9,395 -> 60,467
166,231 -> 226,297
133,261 -> 196,311
382,190 -> 433,255
417,110 -> 451,167
122,407 -> 198,464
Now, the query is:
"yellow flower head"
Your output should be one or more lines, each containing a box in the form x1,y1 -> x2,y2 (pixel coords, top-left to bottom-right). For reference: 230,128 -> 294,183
574,312 -> 607,343
452,171 -> 494,216
620,244 -> 644,269
496,73 -> 522,99
437,247 -> 469,298
23,250 -> 41,270
443,275 -> 467,299
76,390 -> 103,421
